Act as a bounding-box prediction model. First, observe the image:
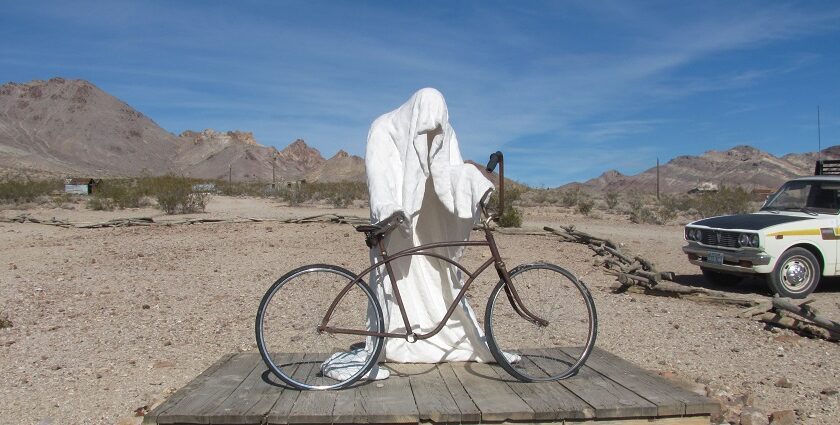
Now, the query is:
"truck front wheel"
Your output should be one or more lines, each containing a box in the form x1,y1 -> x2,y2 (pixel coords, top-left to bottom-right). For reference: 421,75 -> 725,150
767,248 -> 820,299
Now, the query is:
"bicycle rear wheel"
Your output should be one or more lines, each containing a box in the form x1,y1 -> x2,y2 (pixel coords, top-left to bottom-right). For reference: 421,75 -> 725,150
485,263 -> 597,381
255,264 -> 384,390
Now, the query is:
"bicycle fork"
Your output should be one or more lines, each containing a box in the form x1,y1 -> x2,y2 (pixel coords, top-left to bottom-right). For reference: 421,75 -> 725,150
485,227 -> 549,327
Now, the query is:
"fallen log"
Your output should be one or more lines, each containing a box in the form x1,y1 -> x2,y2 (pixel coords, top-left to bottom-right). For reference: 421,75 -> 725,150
771,297 -> 840,335
756,312 -> 839,342
545,224 -> 675,290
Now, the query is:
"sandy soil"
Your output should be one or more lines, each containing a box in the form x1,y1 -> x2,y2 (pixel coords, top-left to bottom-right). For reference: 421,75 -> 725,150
1,196 -> 838,425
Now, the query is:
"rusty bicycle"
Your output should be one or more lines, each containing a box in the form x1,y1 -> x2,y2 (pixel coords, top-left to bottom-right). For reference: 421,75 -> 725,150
256,152 -> 598,390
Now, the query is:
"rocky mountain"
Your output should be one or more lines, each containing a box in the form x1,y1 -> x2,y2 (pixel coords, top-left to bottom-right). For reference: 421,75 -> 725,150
307,150 -> 365,183
175,130 -> 329,182
569,145 -> 840,194
0,78 -> 182,176
0,78 -> 365,182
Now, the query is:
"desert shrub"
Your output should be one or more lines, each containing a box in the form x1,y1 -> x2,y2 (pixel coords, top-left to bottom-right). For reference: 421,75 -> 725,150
0,312 -> 11,329
274,181 -> 368,206
148,175 -> 208,214
0,176 -> 61,204
690,187 -> 751,218
95,179 -> 147,209
657,196 -> 679,224
489,186 -> 523,228
560,188 -> 581,207
86,196 -> 114,211
576,198 -> 594,216
605,192 -> 620,210
498,206 -> 523,227
218,181 -> 263,197
628,200 -> 658,224
51,193 -> 73,208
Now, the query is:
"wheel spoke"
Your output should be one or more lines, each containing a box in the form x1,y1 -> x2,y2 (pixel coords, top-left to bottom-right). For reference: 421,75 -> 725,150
256,265 -> 384,390
485,263 -> 597,381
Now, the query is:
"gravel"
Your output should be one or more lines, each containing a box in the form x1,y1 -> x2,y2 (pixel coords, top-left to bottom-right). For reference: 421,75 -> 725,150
0,198 -> 838,425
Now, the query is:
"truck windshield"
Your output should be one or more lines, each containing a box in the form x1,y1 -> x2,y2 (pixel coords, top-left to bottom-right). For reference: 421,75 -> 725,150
762,180 -> 840,214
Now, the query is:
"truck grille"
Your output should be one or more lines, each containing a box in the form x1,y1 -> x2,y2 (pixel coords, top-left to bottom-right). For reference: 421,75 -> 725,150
698,229 -> 740,248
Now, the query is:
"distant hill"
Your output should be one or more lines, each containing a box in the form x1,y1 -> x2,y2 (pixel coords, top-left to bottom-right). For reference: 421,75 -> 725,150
3,77 -> 835,192
0,78 -> 365,182
0,78 -> 181,176
564,145 -> 840,194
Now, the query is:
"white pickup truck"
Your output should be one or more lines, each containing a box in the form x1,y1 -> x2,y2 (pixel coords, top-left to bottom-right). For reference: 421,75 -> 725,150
683,162 -> 840,298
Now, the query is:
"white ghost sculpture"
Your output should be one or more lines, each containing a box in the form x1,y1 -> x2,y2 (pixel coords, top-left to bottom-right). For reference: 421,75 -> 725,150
322,88 -> 495,381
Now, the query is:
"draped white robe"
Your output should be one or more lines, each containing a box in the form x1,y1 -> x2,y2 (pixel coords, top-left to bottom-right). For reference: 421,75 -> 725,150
321,88 -> 494,381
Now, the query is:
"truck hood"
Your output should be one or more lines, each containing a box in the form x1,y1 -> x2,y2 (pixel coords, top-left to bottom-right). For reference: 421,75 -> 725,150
691,214 -> 813,230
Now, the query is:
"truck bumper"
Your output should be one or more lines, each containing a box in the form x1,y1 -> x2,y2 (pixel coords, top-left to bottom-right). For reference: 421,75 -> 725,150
683,245 -> 773,274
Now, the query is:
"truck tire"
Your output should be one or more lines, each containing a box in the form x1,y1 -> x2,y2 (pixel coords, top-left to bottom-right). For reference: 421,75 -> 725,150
767,247 -> 820,299
701,268 -> 743,286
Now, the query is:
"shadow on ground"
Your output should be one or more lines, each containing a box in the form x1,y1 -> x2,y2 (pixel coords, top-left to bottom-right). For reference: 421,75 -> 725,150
673,274 -> 840,297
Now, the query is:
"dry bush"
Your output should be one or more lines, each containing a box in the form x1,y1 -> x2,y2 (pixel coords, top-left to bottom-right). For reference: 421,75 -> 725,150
274,181 -> 368,207
148,175 -> 208,214
218,181 -> 264,197
86,197 -> 114,211
627,194 -> 681,225
576,197 -> 594,216
605,191 -> 620,210
690,186 -> 752,218
560,188 -> 581,207
92,179 -> 149,209
488,186 -> 523,227
0,312 -> 11,329
0,176 -> 61,204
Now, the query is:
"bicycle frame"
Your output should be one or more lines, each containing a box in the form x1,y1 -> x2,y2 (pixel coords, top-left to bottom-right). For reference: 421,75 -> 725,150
317,224 -> 549,342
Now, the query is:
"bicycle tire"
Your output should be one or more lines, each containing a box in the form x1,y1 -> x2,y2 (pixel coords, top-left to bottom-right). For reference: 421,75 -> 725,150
484,262 -> 597,382
255,264 -> 385,390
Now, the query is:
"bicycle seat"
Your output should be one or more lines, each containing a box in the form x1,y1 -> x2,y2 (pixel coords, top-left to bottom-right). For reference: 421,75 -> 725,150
355,224 -> 382,234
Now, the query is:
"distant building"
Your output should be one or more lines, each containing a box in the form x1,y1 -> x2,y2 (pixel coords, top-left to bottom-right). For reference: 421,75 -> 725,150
687,182 -> 719,194
191,182 -> 218,193
64,178 -> 100,195
265,180 -> 306,193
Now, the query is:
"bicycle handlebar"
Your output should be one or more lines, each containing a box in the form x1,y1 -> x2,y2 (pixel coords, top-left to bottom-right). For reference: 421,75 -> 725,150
481,151 -> 505,222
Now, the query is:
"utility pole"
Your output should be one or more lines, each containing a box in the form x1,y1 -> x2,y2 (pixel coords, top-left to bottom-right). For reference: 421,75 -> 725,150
229,164 -> 232,186
272,155 -> 276,187
818,105 -> 822,164
656,157 -> 660,200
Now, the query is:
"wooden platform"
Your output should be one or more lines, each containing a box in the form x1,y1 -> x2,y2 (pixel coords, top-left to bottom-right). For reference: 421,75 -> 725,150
144,348 -> 719,425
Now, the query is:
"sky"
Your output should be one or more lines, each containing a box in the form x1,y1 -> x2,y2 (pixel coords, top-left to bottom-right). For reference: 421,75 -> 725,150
1,1 -> 839,187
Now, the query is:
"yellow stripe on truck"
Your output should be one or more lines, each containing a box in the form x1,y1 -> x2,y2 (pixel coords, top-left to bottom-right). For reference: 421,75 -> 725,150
766,229 -> 821,237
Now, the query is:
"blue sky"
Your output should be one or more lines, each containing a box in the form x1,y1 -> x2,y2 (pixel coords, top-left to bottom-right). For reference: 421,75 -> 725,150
2,1 -> 839,186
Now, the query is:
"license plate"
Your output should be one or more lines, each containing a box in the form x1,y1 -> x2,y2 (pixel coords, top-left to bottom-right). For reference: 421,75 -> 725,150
707,252 -> 724,265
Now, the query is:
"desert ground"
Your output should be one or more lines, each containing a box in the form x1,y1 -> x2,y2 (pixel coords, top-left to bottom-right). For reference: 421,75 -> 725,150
0,196 -> 838,425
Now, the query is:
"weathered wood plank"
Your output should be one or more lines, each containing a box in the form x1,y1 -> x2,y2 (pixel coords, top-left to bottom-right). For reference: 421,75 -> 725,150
205,353 -> 298,424
145,353 -> 236,425
265,354 -> 311,424
157,353 -> 259,424
389,363 -> 462,423
534,348 -> 657,419
436,362 -> 481,423
450,361 -> 534,421
331,384 -> 357,424
288,354 -> 339,424
572,348 -> 720,416
561,347 -> 686,417
353,365 -> 418,423
150,349 -> 715,425
510,353 -> 595,420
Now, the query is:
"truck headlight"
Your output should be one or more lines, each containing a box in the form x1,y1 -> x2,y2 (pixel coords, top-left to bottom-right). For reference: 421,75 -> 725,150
690,228 -> 702,241
738,233 -> 759,247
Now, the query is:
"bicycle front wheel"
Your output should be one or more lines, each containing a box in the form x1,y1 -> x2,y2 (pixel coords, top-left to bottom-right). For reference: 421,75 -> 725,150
485,263 -> 597,381
255,264 -> 384,390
